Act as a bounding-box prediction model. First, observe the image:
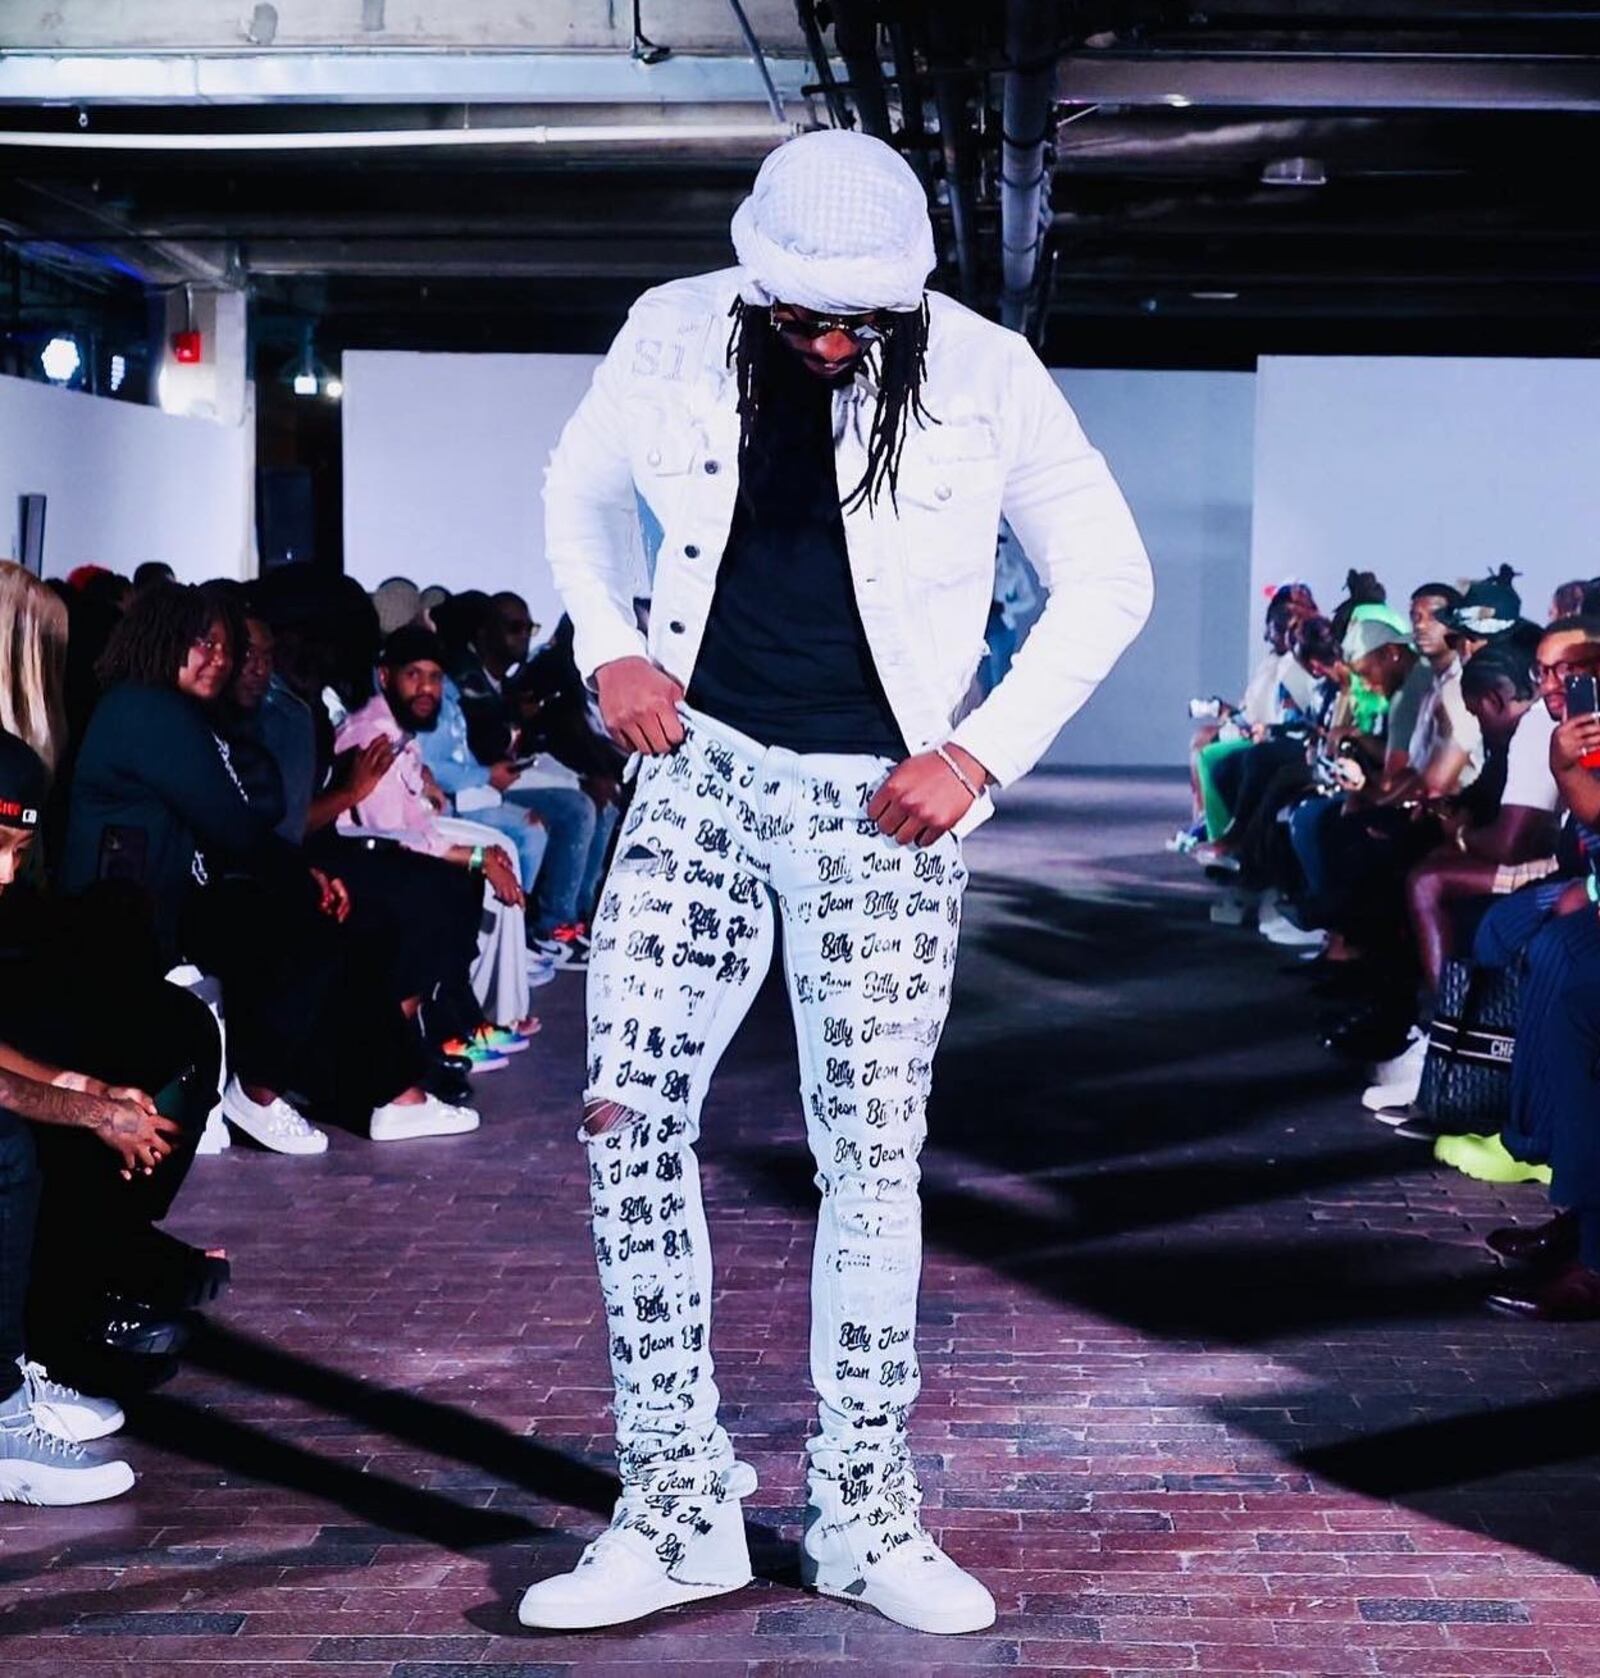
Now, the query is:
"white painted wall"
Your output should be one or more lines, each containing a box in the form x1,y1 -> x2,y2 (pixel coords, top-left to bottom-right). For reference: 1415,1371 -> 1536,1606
1043,368 -> 1255,768
342,350 -> 599,636
0,372 -> 254,584
1252,356 -> 1600,629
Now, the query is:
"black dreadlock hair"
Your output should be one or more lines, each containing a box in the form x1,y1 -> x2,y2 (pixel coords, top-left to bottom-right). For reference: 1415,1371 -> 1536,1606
725,298 -> 937,514
96,581 -> 218,690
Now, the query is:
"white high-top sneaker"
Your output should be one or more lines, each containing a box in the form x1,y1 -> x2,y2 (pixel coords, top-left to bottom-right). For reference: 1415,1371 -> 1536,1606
517,1463 -> 757,1630
1362,1028 -> 1428,1114
801,1466 -> 996,1635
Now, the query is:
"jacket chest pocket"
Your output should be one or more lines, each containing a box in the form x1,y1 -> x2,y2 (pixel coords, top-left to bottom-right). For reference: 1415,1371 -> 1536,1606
894,418 -> 1004,583
627,400 -> 700,482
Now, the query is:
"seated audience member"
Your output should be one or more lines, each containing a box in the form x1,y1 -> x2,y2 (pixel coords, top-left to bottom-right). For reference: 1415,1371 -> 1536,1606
62,585 -> 473,1152
453,597 -> 612,967
515,613 -> 628,947
1191,583 -> 1318,847
419,583 -> 451,622
433,589 -> 491,670
217,598 -> 509,1081
0,732 -> 210,1465
335,627 -> 542,1025
1362,631 -> 1556,1114
0,738 -> 145,1503
1407,632 -> 1556,989
132,562 -> 175,595
1436,565 -> 1523,667
1470,619 -> 1600,1320
410,665 -> 559,989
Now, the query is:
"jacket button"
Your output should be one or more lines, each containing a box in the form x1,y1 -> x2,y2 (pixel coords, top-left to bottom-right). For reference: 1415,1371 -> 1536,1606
684,544 -> 700,558
647,448 -> 662,466
935,484 -> 952,502
703,460 -> 720,475
669,620 -> 686,634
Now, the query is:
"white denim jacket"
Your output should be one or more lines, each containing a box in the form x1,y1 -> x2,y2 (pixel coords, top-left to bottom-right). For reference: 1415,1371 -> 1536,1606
544,267 -> 1153,835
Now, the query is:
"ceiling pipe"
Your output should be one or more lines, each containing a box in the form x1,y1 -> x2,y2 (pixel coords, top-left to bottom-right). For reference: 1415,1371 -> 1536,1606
924,7 -> 979,302
1000,0 -> 1057,332
831,1 -> 894,140
885,16 -> 933,191
793,1 -> 853,130
0,120 -> 790,152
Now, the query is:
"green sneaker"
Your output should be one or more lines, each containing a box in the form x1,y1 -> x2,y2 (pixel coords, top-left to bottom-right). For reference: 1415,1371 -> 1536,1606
1434,1132 -> 1552,1187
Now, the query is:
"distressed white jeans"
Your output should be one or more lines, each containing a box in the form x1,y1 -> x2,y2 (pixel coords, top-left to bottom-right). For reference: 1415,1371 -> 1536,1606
582,705 -> 966,1564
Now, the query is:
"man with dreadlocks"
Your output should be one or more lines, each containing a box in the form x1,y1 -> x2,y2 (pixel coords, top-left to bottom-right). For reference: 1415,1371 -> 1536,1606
521,129 -> 1152,1636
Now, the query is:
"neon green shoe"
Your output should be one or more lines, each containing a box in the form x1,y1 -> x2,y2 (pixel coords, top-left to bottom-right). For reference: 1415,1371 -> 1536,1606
1433,1133 -> 1552,1187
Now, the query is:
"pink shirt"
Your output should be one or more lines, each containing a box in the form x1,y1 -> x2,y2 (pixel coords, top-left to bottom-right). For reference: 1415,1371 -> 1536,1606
333,695 -> 452,857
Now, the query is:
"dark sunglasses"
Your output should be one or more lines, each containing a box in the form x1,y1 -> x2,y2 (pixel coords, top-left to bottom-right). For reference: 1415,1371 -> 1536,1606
1532,654 -> 1600,685
769,308 -> 888,346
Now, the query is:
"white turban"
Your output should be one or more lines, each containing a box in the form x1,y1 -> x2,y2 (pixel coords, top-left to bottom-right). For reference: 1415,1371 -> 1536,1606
731,129 -> 936,315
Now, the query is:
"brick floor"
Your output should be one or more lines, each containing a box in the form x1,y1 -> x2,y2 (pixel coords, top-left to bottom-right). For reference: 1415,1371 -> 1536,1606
3,770 -> 1599,1676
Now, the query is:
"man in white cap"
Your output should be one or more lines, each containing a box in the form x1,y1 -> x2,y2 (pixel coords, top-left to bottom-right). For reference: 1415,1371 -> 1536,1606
522,129 -> 1152,1635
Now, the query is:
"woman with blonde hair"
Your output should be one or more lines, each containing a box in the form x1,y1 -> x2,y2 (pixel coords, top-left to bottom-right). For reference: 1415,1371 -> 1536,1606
0,562 -> 68,773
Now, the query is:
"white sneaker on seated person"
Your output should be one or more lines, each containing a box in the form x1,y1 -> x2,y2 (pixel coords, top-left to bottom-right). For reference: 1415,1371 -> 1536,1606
0,1384 -> 134,1505
220,1077 -> 329,1156
17,1358 -> 124,1444
369,1092 -> 480,1142
1362,1029 -> 1427,1112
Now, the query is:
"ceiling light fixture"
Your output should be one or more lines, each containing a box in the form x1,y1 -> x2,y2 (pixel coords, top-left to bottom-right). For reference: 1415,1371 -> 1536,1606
40,336 -> 81,384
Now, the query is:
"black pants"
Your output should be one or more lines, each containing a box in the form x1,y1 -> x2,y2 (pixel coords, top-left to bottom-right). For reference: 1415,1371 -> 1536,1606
0,970 -> 220,1345
309,838 -> 483,1046
180,876 -> 423,1117
0,1110 -> 38,1400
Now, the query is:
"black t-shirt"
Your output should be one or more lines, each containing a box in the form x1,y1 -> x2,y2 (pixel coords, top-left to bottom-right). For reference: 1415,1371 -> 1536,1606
685,345 -> 906,757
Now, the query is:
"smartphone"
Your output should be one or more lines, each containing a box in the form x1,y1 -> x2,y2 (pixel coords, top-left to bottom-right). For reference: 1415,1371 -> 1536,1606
1566,674 -> 1600,768
151,1062 -> 195,1118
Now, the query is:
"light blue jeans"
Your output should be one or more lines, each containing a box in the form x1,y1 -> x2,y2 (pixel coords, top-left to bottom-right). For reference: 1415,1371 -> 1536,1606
463,802 -> 550,903
506,785 -> 617,935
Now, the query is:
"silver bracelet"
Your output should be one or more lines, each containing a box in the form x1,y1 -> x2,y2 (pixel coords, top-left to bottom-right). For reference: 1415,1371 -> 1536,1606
935,744 -> 981,800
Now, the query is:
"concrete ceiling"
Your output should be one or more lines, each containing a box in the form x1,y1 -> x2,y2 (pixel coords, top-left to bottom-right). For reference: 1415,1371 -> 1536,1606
3,1 -> 1600,370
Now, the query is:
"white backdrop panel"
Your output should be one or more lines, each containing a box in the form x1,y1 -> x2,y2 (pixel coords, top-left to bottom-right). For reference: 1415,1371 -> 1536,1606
342,350 -> 603,636
0,373 -> 253,583
1252,356 -> 1600,628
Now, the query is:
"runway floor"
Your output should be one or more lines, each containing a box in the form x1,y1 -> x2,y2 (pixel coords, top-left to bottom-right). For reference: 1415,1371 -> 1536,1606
3,769 -> 1600,1676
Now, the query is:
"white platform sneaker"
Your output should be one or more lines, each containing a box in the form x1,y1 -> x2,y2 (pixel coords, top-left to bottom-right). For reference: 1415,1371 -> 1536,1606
517,1464 -> 757,1630
221,1077 -> 328,1155
1363,1028 -> 1428,1115
801,1486 -> 996,1635
369,1093 -> 480,1142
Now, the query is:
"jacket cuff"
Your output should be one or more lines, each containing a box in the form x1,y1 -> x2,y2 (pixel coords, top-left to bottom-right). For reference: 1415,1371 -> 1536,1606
946,712 -> 1026,791
574,617 -> 651,689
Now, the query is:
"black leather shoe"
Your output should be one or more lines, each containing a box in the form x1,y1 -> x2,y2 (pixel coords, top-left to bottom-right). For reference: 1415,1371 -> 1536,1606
1487,1261 -> 1600,1321
1485,1210 -> 1580,1269
96,1294 -> 190,1357
424,1048 -> 475,1107
1394,1110 -> 1481,1142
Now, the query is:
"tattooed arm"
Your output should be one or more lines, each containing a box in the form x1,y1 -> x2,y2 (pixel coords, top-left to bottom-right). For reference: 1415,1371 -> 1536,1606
0,1064 -> 182,1176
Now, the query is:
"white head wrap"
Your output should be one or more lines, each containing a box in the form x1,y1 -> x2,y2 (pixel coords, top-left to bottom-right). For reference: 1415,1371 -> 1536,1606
731,129 -> 935,315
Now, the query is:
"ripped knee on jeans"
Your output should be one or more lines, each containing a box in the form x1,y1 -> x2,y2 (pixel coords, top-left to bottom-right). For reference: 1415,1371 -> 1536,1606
583,1098 -> 641,1137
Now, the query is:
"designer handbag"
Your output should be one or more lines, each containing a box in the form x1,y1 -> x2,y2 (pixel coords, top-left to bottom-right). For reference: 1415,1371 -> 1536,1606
1417,959 -> 1520,1130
